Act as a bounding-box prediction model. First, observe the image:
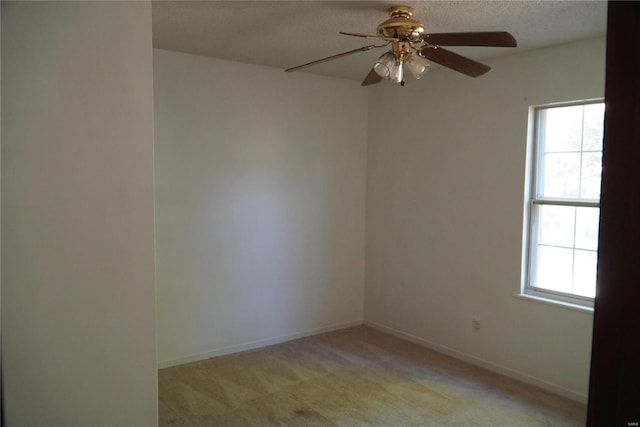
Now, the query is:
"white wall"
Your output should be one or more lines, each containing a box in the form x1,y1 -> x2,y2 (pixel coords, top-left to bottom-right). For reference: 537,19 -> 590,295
365,37 -> 605,402
154,49 -> 367,367
2,2 -> 157,425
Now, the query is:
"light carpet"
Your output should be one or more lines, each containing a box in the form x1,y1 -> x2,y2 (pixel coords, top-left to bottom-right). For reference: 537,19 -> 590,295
159,326 -> 586,426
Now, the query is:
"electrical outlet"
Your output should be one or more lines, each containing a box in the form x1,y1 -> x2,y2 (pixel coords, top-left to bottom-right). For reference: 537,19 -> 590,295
472,318 -> 480,331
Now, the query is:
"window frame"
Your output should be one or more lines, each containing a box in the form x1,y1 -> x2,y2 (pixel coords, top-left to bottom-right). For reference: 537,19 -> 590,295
522,98 -> 604,309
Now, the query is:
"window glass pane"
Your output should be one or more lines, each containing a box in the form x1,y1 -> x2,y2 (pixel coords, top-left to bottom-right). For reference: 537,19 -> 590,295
573,250 -> 597,298
541,153 -> 581,198
575,207 -> 600,250
580,152 -> 603,200
583,103 -> 605,151
526,101 -> 603,304
538,205 -> 575,248
533,245 -> 573,294
541,106 -> 583,153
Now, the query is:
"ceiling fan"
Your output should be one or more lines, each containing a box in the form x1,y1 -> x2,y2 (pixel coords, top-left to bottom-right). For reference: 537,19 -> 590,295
285,6 -> 517,86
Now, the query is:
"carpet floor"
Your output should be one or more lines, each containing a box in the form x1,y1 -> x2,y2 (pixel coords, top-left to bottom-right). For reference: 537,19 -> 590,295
159,326 -> 586,426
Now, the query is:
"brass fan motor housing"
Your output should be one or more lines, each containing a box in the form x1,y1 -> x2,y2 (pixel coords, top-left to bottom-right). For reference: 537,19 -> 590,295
376,6 -> 425,40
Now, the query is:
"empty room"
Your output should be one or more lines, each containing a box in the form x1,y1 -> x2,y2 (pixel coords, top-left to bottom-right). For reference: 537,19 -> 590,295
2,1 -> 639,426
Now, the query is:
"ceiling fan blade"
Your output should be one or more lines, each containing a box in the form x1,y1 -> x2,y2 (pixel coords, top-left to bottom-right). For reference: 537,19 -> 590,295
285,45 -> 379,72
339,31 -> 398,42
361,68 -> 383,86
420,46 -> 490,77
422,31 -> 517,47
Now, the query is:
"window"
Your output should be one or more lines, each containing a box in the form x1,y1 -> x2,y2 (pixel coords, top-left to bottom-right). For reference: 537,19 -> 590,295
523,100 -> 605,308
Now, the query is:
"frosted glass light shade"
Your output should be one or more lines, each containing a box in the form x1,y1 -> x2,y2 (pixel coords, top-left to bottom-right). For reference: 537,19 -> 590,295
373,52 -> 396,79
406,54 -> 430,79
389,60 -> 403,83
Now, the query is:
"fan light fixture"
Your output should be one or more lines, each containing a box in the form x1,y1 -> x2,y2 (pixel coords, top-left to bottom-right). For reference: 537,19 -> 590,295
284,5 -> 518,87
373,51 -> 429,83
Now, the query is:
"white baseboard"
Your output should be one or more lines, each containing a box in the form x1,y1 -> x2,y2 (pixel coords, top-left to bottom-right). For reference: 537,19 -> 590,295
363,320 -> 588,404
158,319 -> 364,369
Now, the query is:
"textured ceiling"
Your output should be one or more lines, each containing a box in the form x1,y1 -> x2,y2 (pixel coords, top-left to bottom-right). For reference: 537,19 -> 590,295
152,1 -> 607,82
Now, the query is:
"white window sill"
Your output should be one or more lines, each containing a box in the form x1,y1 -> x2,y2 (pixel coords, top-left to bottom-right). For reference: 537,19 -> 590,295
513,293 -> 594,314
